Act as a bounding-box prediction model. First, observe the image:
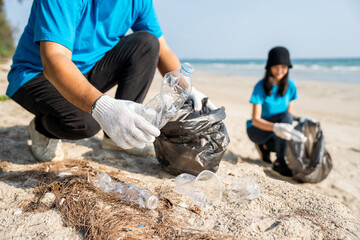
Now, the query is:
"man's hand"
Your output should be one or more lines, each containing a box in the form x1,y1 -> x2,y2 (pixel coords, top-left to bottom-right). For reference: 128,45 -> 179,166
92,95 -> 160,149
189,87 -> 217,111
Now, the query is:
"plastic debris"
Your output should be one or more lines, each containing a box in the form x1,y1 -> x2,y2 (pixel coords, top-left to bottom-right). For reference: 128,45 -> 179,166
40,192 -> 56,207
174,170 -> 223,209
93,173 -> 158,210
13,209 -> 22,215
140,62 -> 193,129
226,176 -> 260,201
59,198 -> 65,206
57,172 -> 72,178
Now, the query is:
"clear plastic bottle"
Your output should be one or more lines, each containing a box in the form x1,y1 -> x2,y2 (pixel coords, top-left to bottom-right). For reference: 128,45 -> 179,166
93,172 -> 158,210
140,62 -> 194,129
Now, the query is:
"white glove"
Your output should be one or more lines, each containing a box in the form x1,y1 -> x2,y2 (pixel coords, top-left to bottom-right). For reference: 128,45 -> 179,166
91,95 -> 160,149
273,123 -> 294,140
188,87 -> 217,111
273,122 -> 307,142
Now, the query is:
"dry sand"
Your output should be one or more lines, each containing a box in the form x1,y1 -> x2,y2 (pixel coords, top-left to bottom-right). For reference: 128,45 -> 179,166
0,60 -> 359,239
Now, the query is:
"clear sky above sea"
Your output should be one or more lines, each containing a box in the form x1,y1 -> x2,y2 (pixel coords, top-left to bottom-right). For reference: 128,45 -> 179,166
4,0 -> 360,59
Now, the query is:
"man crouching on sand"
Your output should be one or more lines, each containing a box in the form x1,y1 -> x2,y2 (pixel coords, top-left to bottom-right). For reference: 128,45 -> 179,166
6,0 -> 215,162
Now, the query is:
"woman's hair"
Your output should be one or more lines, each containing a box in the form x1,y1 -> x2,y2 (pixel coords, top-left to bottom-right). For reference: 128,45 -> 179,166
263,69 -> 289,97
264,46 -> 292,97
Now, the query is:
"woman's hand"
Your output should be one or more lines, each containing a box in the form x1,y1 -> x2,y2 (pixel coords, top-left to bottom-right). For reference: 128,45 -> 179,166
273,123 -> 294,140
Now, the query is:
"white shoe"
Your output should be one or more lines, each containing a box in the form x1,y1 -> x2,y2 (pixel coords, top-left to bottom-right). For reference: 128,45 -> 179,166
101,136 -> 155,157
28,118 -> 65,162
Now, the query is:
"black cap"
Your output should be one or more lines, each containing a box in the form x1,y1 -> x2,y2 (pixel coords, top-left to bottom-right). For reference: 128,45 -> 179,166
265,46 -> 292,69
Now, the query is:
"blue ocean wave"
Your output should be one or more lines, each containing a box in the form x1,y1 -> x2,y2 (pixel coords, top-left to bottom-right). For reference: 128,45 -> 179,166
183,58 -> 360,83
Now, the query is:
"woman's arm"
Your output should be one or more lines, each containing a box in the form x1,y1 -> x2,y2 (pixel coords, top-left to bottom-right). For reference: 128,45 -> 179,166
287,100 -> 299,119
251,104 -> 275,131
252,100 -> 299,131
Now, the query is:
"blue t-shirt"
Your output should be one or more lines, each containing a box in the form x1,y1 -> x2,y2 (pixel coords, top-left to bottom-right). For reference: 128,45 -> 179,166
246,79 -> 298,128
6,0 -> 163,97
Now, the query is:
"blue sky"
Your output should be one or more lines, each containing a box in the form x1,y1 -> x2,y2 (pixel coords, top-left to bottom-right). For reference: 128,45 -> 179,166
4,0 -> 360,59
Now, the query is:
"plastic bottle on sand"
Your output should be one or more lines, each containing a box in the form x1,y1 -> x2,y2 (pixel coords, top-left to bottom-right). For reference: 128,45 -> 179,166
93,172 -> 158,210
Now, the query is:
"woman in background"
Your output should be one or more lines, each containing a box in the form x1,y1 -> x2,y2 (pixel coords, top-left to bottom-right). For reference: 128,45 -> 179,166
246,46 -> 299,177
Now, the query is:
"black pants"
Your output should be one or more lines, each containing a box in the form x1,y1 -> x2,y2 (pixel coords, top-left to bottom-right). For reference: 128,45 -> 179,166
12,31 -> 160,140
247,112 -> 294,162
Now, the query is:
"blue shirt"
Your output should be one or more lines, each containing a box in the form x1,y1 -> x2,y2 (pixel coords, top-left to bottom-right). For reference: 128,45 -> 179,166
7,0 -> 163,97
246,79 -> 298,128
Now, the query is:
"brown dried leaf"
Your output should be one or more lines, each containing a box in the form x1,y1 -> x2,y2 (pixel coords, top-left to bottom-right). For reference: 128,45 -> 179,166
163,197 -> 173,209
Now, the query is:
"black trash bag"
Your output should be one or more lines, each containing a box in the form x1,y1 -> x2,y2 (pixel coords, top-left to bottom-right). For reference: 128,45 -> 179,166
286,118 -> 333,183
154,98 -> 230,176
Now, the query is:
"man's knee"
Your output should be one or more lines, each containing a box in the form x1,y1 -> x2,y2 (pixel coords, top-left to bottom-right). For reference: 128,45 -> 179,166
64,113 -> 101,139
131,31 -> 160,59
74,114 -> 101,139
43,112 -> 100,140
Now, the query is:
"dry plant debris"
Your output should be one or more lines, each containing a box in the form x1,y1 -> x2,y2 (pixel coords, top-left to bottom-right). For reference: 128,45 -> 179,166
1,159 -> 225,240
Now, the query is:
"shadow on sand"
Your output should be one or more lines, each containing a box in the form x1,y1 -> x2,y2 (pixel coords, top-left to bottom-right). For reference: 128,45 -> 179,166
0,125 -> 173,180
1,125 -> 298,184
222,150 -> 298,184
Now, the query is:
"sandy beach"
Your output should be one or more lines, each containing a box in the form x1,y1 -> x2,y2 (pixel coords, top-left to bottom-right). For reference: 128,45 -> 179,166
0,60 -> 359,239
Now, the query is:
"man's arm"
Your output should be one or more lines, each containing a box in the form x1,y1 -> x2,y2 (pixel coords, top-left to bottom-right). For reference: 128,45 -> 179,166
157,36 -> 217,111
40,41 -> 102,113
157,36 -> 181,76
40,40 -> 160,148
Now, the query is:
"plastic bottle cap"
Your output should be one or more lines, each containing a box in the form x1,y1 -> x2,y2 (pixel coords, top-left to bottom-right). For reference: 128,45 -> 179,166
146,195 -> 159,210
181,62 -> 194,75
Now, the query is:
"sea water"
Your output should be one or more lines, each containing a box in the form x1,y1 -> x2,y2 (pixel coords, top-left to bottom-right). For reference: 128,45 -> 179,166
184,58 -> 360,84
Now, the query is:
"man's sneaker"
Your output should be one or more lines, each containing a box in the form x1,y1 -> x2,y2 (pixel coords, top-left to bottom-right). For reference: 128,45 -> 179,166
101,135 -> 155,157
28,118 -> 64,162
255,144 -> 271,164
272,160 -> 293,177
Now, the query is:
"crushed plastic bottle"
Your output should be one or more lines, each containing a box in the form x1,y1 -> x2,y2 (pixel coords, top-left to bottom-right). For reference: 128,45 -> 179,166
93,172 -> 158,210
174,170 -> 223,209
226,176 -> 260,201
140,62 -> 193,129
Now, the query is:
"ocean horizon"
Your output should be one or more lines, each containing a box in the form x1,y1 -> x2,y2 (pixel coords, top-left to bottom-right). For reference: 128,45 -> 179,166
181,58 -> 360,84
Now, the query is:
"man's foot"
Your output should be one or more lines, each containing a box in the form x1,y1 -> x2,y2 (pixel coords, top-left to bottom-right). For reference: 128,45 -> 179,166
101,135 -> 155,157
272,160 -> 293,177
255,144 -> 271,164
28,118 -> 64,162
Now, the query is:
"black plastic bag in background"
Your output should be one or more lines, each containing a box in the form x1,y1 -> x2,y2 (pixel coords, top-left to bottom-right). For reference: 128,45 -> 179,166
154,98 -> 230,176
286,118 -> 333,183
